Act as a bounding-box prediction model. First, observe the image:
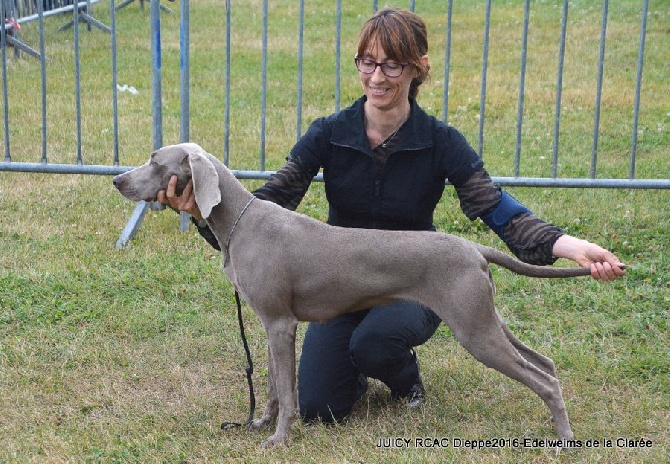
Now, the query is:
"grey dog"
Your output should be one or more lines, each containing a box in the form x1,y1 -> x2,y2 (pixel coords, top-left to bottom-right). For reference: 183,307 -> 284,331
114,142 -> 591,448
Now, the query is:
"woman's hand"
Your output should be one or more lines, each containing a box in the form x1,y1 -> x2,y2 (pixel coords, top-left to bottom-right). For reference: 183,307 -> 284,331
156,175 -> 204,221
552,235 -> 626,281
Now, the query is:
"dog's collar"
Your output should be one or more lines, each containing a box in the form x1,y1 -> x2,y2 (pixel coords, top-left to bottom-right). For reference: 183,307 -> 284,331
224,196 -> 256,265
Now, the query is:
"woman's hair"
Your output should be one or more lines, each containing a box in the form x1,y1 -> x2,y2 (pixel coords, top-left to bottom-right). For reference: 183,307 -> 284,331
357,8 -> 430,99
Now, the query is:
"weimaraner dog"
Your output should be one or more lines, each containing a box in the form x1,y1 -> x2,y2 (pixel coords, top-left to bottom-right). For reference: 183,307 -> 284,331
114,142 -> 591,448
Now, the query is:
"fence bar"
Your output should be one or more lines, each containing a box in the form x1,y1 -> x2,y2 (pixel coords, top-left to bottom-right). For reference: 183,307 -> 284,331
490,177 -> 669,189
151,0 -> 163,149
477,0 -> 492,157
334,0 -> 342,112
179,0 -> 191,232
259,0 -> 268,170
1,0 -> 9,161
514,0 -> 531,177
180,0 -> 190,143
223,0 -> 231,165
111,0 -> 120,165
38,2 -> 47,163
1,162 -> 130,175
296,0 -> 304,141
630,0 -> 649,180
591,0 -> 609,179
441,0 -> 452,124
74,6 -> 83,164
230,170 -> 668,190
0,158 -> 667,190
552,0 -> 569,178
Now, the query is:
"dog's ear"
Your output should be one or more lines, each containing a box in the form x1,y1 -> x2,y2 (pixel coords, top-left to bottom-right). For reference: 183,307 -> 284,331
188,152 -> 221,219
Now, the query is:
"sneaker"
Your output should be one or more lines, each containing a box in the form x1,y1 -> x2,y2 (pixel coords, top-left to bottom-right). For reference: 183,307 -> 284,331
391,381 -> 426,408
406,382 -> 426,408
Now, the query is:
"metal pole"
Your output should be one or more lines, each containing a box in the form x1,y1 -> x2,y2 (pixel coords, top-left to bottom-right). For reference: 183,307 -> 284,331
151,0 -> 163,150
514,0 -> 530,177
38,2 -> 47,162
74,4 -> 83,164
259,0 -> 268,170
591,0 -> 609,179
334,0 -> 342,112
111,0 -> 120,165
224,0 -> 231,165
630,0 -> 649,180
552,0 -> 569,178
478,0 -> 492,157
1,0 -> 9,161
180,0 -> 190,143
442,0 -> 453,124
179,0 -> 191,232
296,0 -> 305,141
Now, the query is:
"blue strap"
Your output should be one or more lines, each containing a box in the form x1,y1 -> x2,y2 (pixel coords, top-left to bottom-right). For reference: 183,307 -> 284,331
481,190 -> 531,239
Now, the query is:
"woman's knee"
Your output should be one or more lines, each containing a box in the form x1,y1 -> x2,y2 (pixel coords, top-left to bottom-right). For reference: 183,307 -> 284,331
299,397 -> 351,424
299,372 -> 366,424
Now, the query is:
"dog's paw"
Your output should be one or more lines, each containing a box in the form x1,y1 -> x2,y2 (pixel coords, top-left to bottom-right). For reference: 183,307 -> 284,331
250,417 -> 272,430
261,433 -> 288,449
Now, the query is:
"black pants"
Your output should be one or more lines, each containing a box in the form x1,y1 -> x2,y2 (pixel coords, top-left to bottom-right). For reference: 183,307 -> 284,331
297,300 -> 442,423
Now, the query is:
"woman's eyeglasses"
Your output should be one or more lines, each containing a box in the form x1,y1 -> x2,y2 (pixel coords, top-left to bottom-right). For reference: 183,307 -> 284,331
354,56 -> 407,78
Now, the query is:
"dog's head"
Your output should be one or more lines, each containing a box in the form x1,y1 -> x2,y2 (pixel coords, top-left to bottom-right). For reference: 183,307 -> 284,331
113,143 -> 221,218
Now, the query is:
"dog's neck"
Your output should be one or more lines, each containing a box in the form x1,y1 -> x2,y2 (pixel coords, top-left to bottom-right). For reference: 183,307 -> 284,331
201,154 -> 256,259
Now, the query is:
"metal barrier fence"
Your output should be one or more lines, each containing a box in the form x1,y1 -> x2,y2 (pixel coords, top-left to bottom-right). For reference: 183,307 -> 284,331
1,1 -> 108,59
0,0 -> 668,246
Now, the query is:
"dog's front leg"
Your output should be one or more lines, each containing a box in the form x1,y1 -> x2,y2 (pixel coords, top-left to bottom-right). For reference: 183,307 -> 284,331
260,317 -> 298,448
251,344 -> 279,431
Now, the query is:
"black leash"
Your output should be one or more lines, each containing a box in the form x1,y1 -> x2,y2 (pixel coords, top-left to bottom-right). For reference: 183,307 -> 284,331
221,290 -> 256,430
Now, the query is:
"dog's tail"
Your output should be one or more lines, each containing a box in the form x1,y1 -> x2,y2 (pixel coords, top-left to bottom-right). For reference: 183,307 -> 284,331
476,244 -> 592,278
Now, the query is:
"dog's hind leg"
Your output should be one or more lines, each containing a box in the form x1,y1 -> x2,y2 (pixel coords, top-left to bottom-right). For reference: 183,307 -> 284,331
443,289 -> 573,440
468,333 -> 572,439
500,322 -> 558,378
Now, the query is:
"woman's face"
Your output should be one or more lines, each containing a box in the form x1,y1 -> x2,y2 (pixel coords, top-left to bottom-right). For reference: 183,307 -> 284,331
358,40 -> 417,113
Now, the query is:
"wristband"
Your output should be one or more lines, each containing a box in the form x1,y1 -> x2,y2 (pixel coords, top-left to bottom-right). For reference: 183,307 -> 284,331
481,190 -> 531,239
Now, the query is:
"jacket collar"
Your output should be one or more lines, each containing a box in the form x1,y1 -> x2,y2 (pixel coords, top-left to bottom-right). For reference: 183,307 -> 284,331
330,96 -> 434,155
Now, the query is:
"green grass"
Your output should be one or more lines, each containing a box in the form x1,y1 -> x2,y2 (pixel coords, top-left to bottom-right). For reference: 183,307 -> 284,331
1,1 -> 668,462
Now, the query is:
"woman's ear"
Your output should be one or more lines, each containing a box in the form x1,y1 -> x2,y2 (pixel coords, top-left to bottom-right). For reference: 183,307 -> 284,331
418,54 -> 430,80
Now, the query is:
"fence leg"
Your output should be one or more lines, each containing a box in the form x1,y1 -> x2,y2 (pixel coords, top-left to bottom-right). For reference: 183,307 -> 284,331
116,203 -> 188,247
4,35 -> 41,60
76,12 -> 112,33
116,0 -> 175,14
116,201 -> 150,248
115,0 -> 138,10
59,7 -> 112,33
180,212 -> 191,232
